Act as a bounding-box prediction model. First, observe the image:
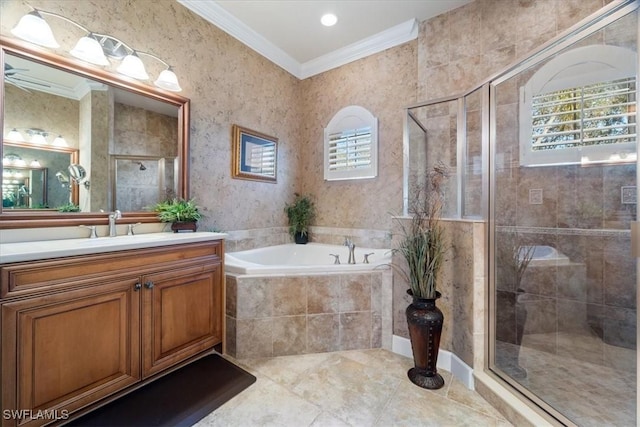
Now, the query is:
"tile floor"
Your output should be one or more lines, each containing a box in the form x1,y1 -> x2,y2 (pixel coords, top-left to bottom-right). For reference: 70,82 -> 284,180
497,335 -> 637,427
194,349 -> 511,427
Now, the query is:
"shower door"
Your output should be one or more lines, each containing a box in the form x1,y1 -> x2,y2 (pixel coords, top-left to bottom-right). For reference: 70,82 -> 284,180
490,3 -> 638,425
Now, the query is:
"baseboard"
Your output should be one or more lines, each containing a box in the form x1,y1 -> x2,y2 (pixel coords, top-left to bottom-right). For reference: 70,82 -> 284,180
392,335 -> 475,390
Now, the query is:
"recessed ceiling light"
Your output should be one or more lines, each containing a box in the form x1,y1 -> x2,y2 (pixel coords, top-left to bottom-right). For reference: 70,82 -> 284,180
321,13 -> 337,27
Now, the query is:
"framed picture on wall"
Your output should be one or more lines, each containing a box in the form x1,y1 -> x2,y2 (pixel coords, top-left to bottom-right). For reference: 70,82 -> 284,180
231,124 -> 278,183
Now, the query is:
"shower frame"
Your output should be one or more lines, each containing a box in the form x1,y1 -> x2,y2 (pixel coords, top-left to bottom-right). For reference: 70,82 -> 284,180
403,0 -> 639,424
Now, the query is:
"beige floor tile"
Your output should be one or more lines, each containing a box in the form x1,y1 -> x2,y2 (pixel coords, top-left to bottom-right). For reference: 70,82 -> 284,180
194,377 -> 322,427
377,380 -> 505,427
197,350 -> 513,427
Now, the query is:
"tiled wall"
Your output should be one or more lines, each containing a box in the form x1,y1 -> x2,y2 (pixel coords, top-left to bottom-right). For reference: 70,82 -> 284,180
496,228 -> 636,372
225,270 -> 392,359
224,226 -> 392,252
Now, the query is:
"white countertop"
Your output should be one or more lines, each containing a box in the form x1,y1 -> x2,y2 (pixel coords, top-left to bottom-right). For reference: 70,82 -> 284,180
0,232 -> 227,264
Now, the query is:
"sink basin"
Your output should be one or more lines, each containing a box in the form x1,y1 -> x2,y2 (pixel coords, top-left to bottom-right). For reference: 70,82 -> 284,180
0,232 -> 227,264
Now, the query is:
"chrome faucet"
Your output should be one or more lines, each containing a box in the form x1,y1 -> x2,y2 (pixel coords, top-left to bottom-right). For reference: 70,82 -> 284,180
344,236 -> 356,264
108,210 -> 122,237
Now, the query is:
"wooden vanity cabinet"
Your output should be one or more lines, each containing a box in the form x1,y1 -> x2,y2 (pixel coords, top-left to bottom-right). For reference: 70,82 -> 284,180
0,240 -> 224,427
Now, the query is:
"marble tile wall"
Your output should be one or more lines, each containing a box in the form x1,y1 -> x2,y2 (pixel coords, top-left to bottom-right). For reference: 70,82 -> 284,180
224,226 -> 392,252
226,270 -> 392,359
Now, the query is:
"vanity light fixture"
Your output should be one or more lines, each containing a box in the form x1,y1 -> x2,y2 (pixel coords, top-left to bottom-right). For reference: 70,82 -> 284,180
30,160 -> 41,168
321,13 -> 338,27
6,128 -> 24,141
70,33 -> 110,66
7,127 -> 69,146
2,154 -> 27,167
117,51 -> 149,80
26,128 -> 48,145
52,135 -> 68,147
10,6 -> 183,92
10,10 -> 59,48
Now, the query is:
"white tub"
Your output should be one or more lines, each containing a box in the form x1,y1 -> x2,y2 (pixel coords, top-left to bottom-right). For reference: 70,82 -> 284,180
519,245 -> 569,266
225,243 -> 392,275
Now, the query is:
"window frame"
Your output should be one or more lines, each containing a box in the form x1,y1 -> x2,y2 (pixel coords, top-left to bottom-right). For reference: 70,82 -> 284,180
324,105 -> 378,181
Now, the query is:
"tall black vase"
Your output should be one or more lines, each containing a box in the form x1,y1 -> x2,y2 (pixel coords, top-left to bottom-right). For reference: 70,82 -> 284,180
406,290 -> 444,389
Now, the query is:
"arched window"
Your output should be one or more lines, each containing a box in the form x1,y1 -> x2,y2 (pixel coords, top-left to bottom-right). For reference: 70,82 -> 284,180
519,45 -> 637,166
324,105 -> 378,181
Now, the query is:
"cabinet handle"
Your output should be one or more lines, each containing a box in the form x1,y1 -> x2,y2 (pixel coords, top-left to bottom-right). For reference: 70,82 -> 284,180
134,283 -> 142,291
144,281 -> 154,289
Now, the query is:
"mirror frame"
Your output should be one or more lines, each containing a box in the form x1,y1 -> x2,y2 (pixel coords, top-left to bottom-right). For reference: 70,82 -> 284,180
0,36 -> 190,229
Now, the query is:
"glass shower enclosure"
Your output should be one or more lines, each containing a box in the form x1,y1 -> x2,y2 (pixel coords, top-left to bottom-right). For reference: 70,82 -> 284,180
405,1 -> 638,424
490,3 -> 637,425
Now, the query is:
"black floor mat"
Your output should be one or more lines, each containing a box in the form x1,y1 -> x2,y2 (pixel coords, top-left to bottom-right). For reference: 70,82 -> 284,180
66,354 -> 256,427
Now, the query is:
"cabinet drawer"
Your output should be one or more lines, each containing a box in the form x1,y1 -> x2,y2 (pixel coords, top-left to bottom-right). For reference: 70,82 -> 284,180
1,241 -> 222,299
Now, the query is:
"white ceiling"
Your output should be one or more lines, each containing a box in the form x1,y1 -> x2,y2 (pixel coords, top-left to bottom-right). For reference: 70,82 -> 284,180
178,0 -> 471,79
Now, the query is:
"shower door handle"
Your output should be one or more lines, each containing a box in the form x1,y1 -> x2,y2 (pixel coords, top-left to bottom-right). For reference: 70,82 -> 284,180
632,221 -> 639,258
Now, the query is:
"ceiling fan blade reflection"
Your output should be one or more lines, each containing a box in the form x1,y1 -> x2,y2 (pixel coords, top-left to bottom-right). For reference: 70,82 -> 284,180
4,78 -> 32,93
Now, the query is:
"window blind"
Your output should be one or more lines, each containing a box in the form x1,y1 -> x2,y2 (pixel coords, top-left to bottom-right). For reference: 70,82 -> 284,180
327,127 -> 372,171
530,77 -> 636,151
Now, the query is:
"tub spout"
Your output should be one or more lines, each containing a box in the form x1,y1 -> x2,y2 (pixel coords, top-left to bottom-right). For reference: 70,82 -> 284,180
344,236 -> 356,264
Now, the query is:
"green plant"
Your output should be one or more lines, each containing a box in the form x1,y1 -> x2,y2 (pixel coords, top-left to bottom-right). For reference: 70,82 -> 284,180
392,165 -> 449,299
57,202 -> 80,212
284,193 -> 316,237
152,198 -> 202,223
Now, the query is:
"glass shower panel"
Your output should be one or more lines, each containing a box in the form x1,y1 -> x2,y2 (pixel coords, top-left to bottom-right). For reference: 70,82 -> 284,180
491,10 -> 637,426
406,101 -> 459,218
464,89 -> 483,218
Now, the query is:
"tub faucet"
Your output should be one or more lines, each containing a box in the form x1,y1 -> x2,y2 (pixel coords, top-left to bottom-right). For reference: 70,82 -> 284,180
344,236 -> 356,264
108,210 -> 122,237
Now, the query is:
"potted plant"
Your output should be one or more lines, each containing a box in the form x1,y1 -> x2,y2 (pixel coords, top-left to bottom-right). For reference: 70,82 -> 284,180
284,193 -> 316,244
57,202 -> 81,212
153,198 -> 202,232
392,164 -> 448,389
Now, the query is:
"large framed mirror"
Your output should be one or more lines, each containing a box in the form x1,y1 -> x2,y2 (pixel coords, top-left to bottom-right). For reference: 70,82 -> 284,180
0,37 -> 190,228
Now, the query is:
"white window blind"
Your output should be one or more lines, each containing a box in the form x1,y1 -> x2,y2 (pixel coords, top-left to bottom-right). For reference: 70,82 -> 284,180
327,127 -> 372,171
324,106 -> 378,181
531,77 -> 636,151
519,45 -> 637,167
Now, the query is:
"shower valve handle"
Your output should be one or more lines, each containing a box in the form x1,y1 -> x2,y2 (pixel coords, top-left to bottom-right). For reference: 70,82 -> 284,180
329,254 -> 340,264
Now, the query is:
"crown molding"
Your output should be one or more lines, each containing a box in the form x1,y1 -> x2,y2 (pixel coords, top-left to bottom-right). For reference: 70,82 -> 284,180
177,0 -> 301,77
299,18 -> 418,79
177,0 -> 419,80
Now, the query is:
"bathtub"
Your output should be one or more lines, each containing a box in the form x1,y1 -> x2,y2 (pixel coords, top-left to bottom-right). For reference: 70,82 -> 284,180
225,243 -> 392,275
519,245 -> 569,266
224,242 -> 393,358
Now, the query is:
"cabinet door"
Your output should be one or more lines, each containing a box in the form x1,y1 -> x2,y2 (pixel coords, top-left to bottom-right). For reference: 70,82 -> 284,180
1,279 -> 141,427
142,261 -> 222,377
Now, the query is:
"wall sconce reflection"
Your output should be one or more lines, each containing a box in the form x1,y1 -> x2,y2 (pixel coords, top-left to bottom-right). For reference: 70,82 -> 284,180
4,127 -> 68,146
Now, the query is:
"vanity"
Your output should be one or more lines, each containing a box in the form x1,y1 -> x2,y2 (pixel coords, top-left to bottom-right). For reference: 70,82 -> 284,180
0,233 -> 226,427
